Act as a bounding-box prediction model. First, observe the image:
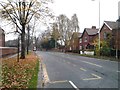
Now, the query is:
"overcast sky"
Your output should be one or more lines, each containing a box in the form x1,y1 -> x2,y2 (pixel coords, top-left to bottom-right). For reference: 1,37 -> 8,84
1,0 -> 120,41
51,0 -> 119,32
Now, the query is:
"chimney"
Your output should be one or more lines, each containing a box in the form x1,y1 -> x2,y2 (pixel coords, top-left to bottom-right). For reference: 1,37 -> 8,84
92,26 -> 96,29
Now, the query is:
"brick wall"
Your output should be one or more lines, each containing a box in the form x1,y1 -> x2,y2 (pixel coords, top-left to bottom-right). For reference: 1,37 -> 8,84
112,29 -> 120,50
0,47 -> 17,58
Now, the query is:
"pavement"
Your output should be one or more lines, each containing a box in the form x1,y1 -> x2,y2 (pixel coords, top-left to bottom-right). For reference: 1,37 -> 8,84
36,51 -> 120,89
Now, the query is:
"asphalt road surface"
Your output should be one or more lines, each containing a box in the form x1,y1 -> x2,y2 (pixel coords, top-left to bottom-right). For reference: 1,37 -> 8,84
36,51 -> 119,89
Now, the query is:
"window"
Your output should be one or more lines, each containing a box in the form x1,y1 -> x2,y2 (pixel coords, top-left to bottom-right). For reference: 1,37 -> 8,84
79,38 -> 82,43
104,32 -> 107,39
84,37 -> 87,42
79,45 -> 82,50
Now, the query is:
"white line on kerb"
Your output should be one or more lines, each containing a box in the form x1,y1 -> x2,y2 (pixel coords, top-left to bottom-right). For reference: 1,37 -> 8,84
69,81 -> 79,90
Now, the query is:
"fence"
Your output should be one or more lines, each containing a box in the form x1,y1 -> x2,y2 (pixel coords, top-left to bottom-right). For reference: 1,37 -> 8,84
0,47 -> 17,58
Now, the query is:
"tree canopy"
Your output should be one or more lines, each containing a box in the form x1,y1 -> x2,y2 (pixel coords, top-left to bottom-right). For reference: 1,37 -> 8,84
0,0 -> 53,59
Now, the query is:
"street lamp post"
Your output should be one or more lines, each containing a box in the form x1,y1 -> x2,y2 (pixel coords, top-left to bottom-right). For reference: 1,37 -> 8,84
92,0 -> 101,54
98,0 -> 100,51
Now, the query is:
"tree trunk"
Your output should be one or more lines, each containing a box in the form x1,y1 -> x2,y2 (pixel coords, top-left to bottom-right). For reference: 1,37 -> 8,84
20,25 -> 26,59
27,25 -> 30,55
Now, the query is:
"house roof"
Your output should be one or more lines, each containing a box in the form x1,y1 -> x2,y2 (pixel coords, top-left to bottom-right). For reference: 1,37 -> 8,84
85,28 -> 99,35
104,21 -> 117,30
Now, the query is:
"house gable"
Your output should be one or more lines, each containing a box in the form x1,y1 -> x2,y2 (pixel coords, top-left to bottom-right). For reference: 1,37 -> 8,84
100,23 -> 112,41
104,22 -> 112,30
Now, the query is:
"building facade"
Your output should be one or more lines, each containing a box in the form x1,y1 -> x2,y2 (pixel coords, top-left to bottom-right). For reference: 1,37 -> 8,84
79,26 -> 98,51
100,21 -> 119,49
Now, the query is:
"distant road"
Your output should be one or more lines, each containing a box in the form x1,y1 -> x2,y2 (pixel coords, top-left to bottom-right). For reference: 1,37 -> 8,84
36,51 -> 119,88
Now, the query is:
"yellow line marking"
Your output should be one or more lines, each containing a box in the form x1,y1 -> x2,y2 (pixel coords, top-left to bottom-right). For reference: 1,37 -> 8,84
50,80 -> 68,84
83,73 -> 102,80
81,61 -> 102,67
42,63 -> 50,83
80,68 -> 87,71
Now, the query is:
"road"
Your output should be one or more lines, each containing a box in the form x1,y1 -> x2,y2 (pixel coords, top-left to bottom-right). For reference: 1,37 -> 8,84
36,51 -> 119,89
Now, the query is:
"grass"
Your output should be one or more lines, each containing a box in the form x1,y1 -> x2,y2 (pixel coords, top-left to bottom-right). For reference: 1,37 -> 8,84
28,59 -> 39,89
1,52 -> 39,89
66,52 -> 120,62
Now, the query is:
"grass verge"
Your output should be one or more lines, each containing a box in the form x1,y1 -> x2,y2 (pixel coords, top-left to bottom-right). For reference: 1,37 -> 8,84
79,54 -> 120,62
28,59 -> 39,89
66,52 -> 120,62
1,52 -> 39,89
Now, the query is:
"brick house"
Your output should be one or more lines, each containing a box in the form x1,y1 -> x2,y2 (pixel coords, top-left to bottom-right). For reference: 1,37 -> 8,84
114,21 -> 120,50
100,21 -> 116,41
102,21 -> 120,50
99,21 -> 120,58
0,27 -> 5,47
100,21 -> 119,48
79,26 -> 98,51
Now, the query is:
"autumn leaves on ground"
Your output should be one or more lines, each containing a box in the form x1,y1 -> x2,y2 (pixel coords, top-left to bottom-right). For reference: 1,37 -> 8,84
1,52 -> 39,89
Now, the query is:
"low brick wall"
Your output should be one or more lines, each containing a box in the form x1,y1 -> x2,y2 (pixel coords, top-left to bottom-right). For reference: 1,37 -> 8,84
0,47 -> 17,58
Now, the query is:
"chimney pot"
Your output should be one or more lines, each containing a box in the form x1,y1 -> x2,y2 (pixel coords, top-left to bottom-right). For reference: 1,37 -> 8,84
92,26 -> 96,29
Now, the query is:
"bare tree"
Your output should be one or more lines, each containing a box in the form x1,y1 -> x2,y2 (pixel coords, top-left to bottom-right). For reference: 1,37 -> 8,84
57,14 -> 68,46
51,22 -> 60,48
0,0 -> 53,59
71,14 -> 79,32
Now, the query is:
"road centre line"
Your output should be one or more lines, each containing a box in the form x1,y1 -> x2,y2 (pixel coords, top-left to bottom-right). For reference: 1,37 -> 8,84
69,81 -> 79,90
81,61 -> 102,68
80,68 -> 87,71
59,55 -> 102,68
67,61 -> 71,64
82,73 -> 102,81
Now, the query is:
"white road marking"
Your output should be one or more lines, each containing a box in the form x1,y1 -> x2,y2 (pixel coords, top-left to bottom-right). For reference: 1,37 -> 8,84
80,68 -> 87,71
69,81 -> 79,90
67,62 -> 71,64
81,61 -> 102,67
72,64 -> 76,67
63,60 -> 66,62
83,73 -> 102,80
117,71 -> 120,73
